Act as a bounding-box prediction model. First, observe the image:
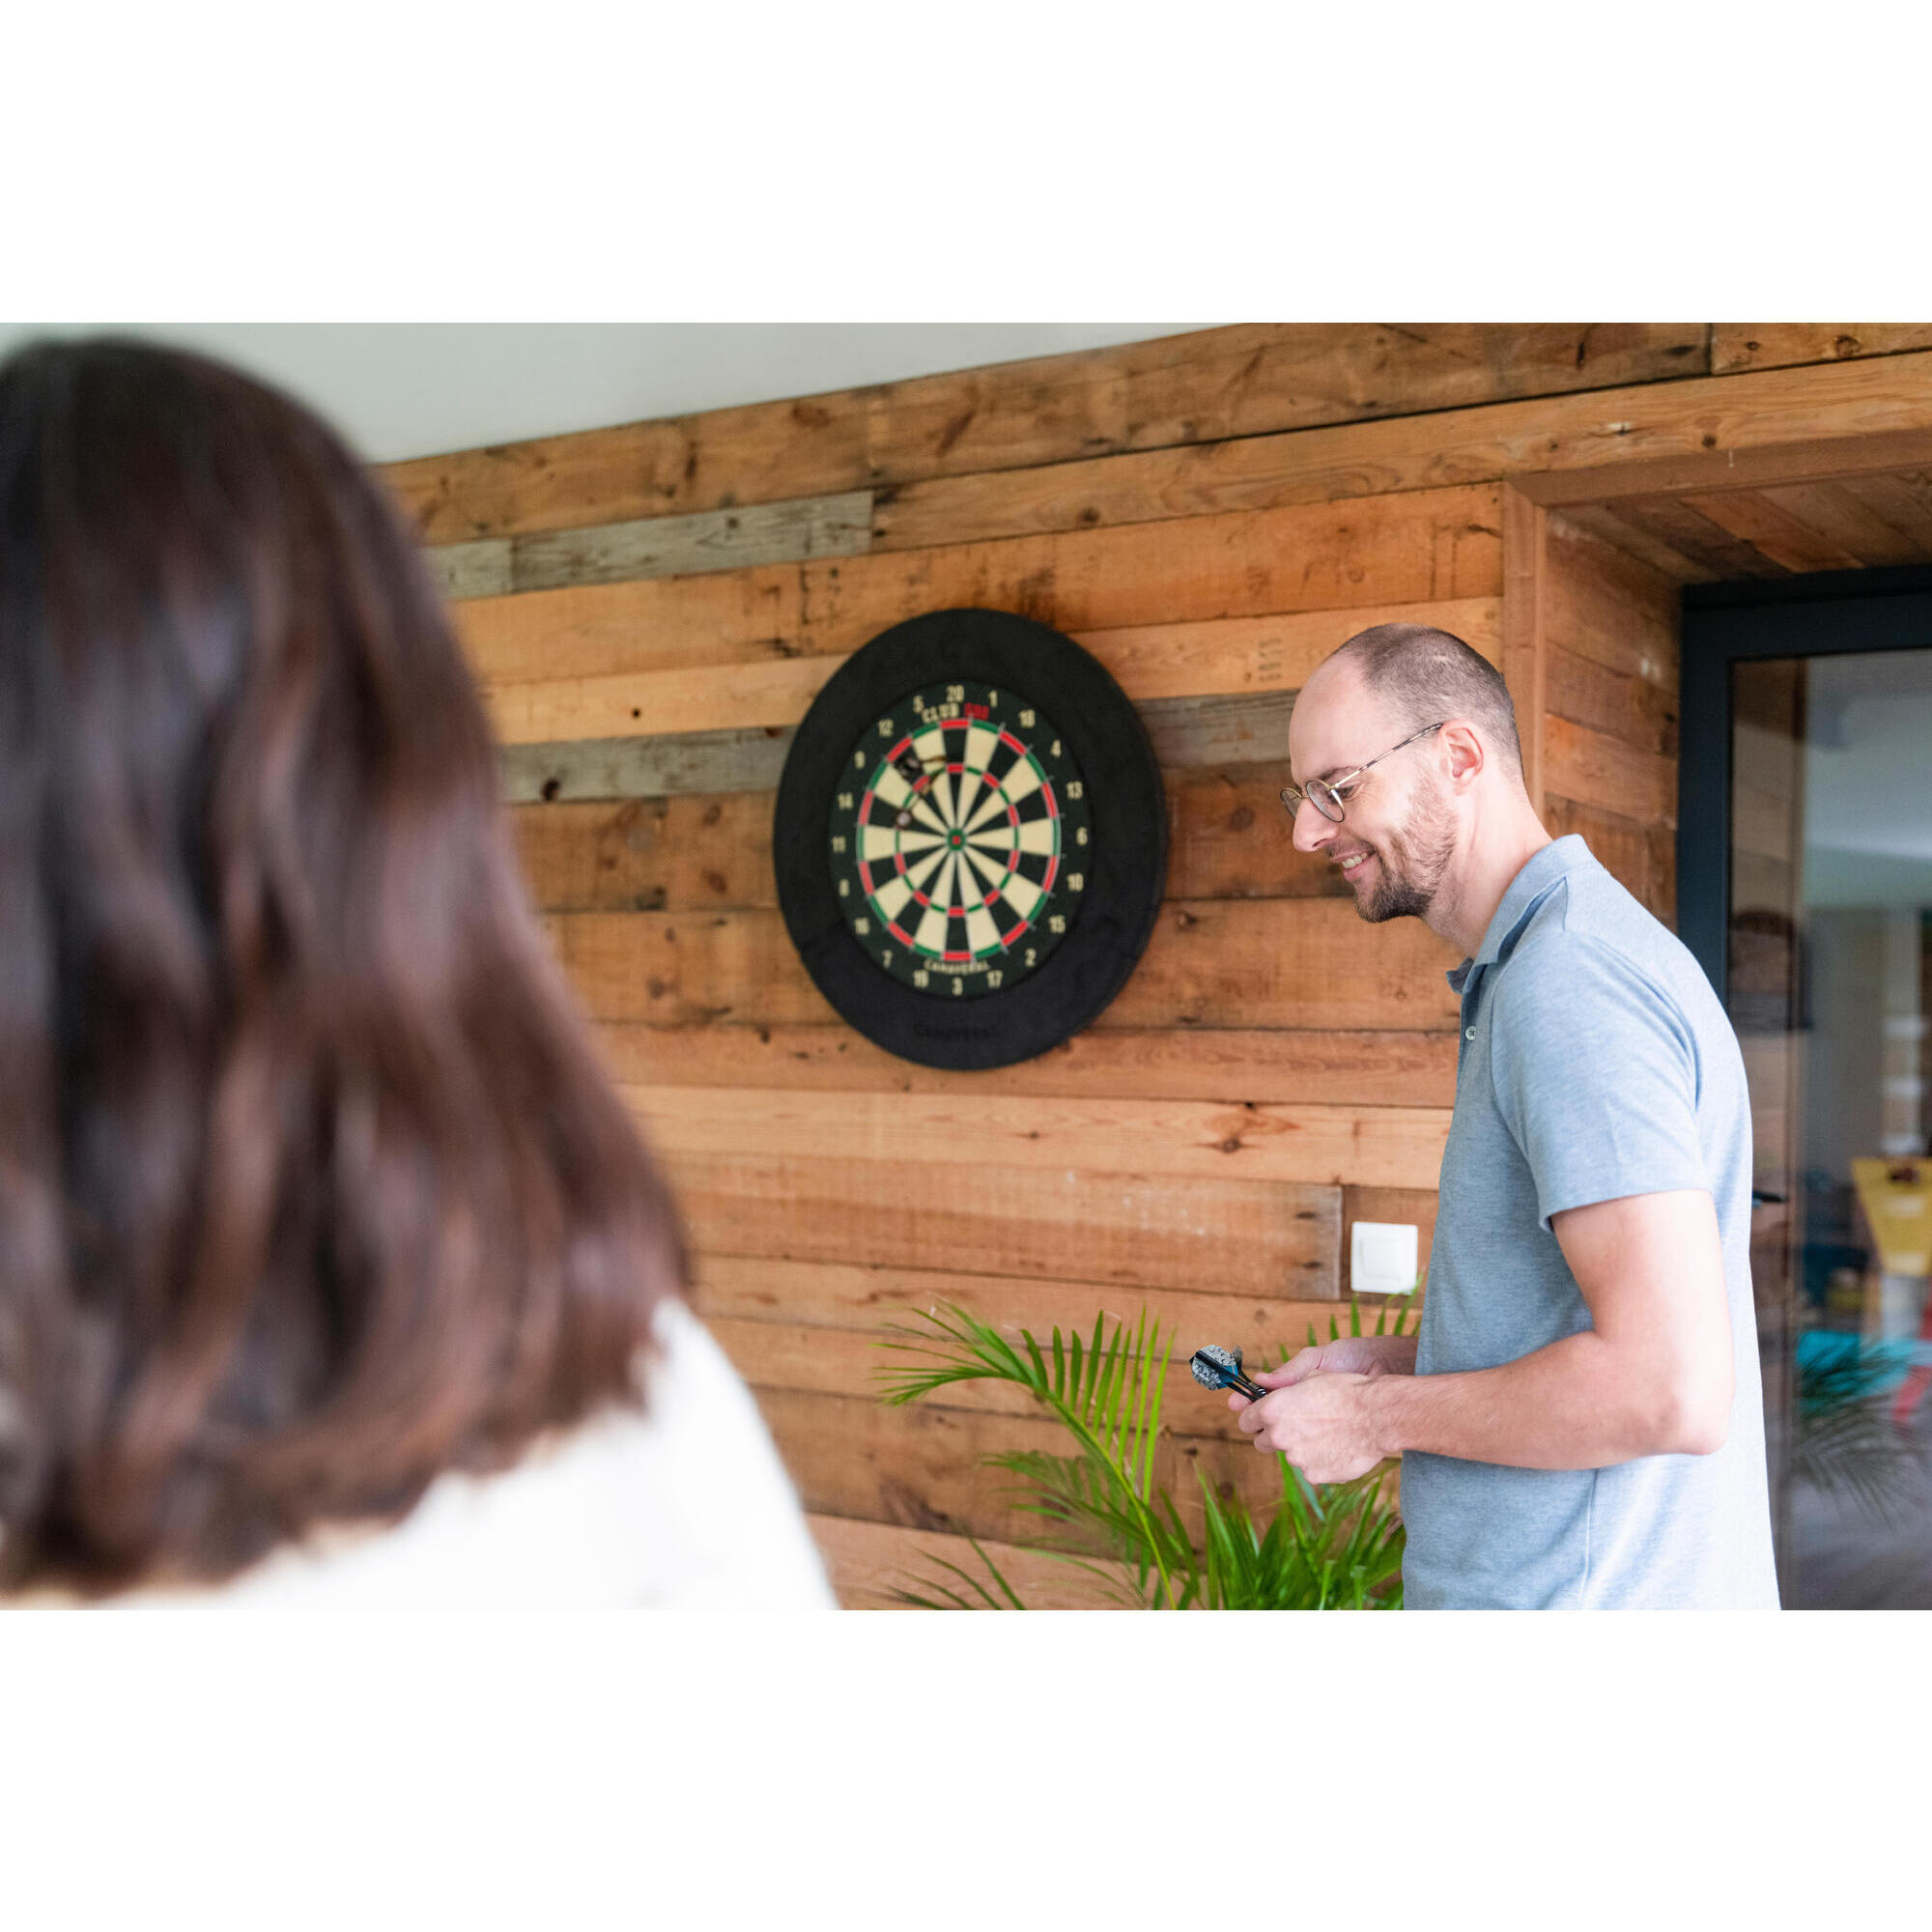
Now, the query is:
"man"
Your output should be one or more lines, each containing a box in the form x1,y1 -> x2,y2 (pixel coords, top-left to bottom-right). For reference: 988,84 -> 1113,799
1233,623 -> 1779,1609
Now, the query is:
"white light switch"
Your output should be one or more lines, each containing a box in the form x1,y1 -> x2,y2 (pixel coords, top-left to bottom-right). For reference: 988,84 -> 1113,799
1350,1221 -> 1419,1297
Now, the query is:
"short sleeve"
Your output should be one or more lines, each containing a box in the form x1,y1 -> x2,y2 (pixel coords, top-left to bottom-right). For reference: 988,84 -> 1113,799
1488,932 -> 1710,1230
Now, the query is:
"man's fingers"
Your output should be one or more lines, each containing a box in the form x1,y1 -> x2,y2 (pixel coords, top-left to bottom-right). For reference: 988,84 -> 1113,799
1255,1347 -> 1322,1389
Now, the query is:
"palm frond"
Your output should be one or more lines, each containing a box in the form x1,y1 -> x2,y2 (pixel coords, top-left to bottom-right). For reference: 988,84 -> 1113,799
877,1299 -> 1406,1610
1790,1341 -> 1930,1526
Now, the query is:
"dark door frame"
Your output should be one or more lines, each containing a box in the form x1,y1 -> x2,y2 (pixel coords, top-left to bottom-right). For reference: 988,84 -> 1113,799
1681,564 -> 1932,1600
1679,561 -> 1932,998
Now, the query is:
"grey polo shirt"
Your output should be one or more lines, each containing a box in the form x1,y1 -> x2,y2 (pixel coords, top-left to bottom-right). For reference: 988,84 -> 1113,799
1402,836 -> 1779,1609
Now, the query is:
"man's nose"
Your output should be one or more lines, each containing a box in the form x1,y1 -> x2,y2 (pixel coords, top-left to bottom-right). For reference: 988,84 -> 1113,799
1291,798 -> 1334,855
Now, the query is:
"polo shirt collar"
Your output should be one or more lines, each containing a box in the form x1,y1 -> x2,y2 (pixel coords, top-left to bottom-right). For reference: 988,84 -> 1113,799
1448,836 -> 1597,989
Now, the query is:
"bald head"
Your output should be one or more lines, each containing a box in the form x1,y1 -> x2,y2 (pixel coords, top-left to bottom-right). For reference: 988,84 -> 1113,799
1310,623 -> 1524,786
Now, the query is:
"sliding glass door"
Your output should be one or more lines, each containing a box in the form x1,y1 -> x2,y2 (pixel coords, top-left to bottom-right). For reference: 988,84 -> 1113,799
1684,574 -> 1932,1606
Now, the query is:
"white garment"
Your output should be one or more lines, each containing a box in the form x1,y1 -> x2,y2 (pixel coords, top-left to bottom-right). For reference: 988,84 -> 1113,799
76,1299 -> 837,1609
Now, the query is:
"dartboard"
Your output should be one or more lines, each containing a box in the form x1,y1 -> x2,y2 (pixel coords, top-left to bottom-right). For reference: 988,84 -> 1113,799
774,608 -> 1167,1070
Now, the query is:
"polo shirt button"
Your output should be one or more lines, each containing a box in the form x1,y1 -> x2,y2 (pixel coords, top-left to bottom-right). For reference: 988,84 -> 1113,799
1465,1026 -> 1476,1039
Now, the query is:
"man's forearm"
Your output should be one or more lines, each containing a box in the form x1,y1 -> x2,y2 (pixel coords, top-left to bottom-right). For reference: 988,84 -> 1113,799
1363,1329 -> 1719,1470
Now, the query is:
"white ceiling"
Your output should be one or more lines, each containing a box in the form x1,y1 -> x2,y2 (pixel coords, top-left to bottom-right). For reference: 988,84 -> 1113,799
0,323 -> 1194,465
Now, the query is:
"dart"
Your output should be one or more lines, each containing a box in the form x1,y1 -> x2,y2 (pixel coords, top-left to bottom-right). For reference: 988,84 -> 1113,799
1189,1345 -> 1274,1405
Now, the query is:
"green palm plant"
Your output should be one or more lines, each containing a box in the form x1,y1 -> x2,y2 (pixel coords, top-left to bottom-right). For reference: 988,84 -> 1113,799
874,1298 -> 1410,1610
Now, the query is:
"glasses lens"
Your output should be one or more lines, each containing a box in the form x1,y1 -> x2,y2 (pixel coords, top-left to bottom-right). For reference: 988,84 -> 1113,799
1308,780 -> 1346,822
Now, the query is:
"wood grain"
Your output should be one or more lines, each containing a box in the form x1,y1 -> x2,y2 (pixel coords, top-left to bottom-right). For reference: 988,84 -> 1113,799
1543,715 -> 1677,828
454,494 -> 1500,701
498,726 -> 793,805
626,1084 -> 1451,1191
512,792 -> 777,913
1678,489 -> 1868,575
382,324 -> 1709,546
1584,495 -> 1786,582
477,593 -> 1501,751
1549,503 -> 1719,585
543,906 -> 838,1029
691,1252 -> 1402,1355
757,1387 -> 1383,1550
1545,643 -> 1678,758
1542,512 -> 1681,693
525,492 -> 866,595
717,1314 -> 1243,1423
596,1024 -> 1461,1109
1711,325 -> 1932,376
545,897 -> 1465,1033
1074,595 -> 1500,702
800,487 -> 1504,662
487,652 -> 838,745
872,355 -> 1932,550
495,686 -> 1321,807
1754,480 -> 1932,569
805,1511 -> 1135,1609
1502,488 -> 1548,814
1101,898 -> 1465,1033
426,492 -> 872,601
1164,762 -> 1347,900
1831,470 -> 1932,556
458,562 -> 804,687
665,1150 -> 1341,1299
428,538 -> 511,600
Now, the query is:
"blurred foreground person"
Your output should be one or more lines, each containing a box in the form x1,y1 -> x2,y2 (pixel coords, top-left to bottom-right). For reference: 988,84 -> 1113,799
0,338 -> 834,1606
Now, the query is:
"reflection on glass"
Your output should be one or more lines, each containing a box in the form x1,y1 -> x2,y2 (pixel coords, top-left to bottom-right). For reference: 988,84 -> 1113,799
1730,650 -> 1932,1605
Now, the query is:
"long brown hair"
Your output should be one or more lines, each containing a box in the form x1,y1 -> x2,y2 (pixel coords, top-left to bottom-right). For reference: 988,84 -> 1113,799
0,337 -> 685,1596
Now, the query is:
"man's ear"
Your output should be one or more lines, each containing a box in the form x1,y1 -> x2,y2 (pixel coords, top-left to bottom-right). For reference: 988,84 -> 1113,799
1439,720 -> 1485,788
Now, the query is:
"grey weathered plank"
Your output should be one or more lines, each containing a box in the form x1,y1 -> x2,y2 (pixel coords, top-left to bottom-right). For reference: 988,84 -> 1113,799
428,490 -> 873,603
498,725 -> 796,804
496,688 -> 1299,807
1141,690 -> 1296,768
429,538 -> 514,600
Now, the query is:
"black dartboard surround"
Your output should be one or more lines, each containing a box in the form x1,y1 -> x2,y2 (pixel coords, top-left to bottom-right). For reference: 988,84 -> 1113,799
774,608 -> 1168,1071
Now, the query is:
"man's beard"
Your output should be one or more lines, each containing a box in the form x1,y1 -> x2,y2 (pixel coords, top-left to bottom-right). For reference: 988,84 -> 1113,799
1353,780 -> 1454,923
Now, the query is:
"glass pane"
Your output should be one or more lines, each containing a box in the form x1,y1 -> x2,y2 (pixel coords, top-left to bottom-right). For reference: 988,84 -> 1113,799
1730,649 -> 1932,1605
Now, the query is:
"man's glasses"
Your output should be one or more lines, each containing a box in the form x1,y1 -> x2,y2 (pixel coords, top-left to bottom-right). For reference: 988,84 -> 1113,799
1279,722 -> 1448,824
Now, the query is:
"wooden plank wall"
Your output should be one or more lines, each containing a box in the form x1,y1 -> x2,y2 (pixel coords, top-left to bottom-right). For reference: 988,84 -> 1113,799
1538,508 -> 1682,926
377,323 -> 1932,1606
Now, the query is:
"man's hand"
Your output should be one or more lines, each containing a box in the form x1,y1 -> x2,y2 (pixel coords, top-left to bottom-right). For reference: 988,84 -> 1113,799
1227,1330 -> 1415,1414
1233,1371 -> 1388,1484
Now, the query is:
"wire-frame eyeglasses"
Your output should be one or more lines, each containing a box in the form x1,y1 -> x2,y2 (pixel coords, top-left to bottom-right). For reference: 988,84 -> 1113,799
1279,722 -> 1448,824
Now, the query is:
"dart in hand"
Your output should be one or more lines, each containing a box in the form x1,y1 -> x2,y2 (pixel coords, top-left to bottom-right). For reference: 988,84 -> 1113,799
1189,1345 -> 1274,1405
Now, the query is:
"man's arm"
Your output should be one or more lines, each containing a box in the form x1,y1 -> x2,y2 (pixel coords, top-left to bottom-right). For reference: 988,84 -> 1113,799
1235,1186 -> 1734,1482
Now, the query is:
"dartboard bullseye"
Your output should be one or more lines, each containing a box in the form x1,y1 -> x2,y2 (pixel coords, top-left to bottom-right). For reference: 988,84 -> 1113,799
831,680 -> 1091,999
774,609 -> 1167,1071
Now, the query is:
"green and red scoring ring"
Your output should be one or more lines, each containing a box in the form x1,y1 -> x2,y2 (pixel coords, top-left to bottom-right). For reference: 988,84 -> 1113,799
855,717 -> 1061,962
